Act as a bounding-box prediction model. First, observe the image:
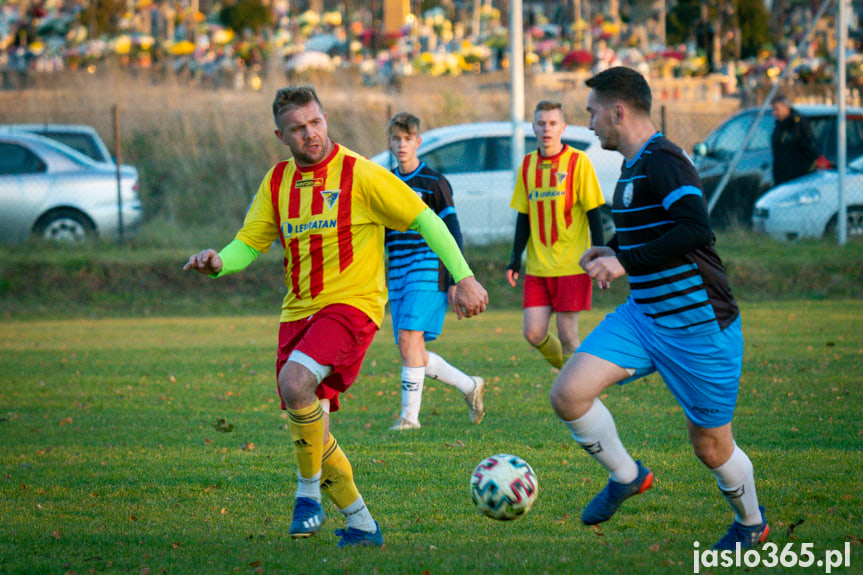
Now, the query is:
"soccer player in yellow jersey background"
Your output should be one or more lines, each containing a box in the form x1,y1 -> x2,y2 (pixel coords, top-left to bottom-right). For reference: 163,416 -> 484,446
506,100 -> 607,369
184,85 -> 488,548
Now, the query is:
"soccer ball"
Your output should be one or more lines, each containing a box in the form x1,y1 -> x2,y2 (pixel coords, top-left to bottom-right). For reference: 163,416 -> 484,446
470,453 -> 538,520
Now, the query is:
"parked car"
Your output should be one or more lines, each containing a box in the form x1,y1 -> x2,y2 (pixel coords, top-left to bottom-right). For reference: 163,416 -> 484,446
692,105 -> 863,228
0,132 -> 142,244
2,123 -> 118,165
752,154 -> 863,241
369,122 -> 623,245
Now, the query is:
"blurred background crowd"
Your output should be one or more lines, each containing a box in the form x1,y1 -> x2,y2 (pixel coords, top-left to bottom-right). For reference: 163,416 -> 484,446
1,0 -> 861,99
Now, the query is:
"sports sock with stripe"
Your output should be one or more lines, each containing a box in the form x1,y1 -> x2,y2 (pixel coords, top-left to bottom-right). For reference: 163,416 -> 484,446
534,333 -> 564,369
712,444 -> 763,526
564,397 -> 639,484
399,366 -> 424,424
287,399 -> 325,500
425,351 -> 475,394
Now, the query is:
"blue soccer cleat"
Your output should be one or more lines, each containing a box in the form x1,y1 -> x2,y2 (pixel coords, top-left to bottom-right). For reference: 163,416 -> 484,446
713,506 -> 770,550
581,460 -> 654,525
289,497 -> 325,538
335,521 -> 384,548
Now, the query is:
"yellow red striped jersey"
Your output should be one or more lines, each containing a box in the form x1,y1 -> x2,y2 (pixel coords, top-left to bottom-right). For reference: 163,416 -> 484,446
510,144 -> 605,277
238,143 -> 427,325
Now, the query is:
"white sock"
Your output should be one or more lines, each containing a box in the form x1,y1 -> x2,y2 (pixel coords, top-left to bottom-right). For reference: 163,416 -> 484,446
425,352 -> 475,394
399,366 -> 424,424
713,444 -> 762,526
563,398 -> 639,484
341,496 -> 377,532
295,470 -> 321,502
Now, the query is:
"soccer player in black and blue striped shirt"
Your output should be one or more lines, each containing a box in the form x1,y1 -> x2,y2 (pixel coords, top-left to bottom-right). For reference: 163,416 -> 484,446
549,67 -> 768,551
384,112 -> 486,431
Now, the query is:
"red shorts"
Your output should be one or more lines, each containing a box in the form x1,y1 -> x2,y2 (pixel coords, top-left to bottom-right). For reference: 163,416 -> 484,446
523,273 -> 592,312
276,304 -> 378,413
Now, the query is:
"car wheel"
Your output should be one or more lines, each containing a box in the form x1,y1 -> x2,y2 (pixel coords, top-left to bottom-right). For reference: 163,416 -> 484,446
33,209 -> 96,243
825,206 -> 863,240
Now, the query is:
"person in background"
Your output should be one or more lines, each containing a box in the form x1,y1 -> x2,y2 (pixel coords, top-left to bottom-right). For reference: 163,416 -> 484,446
506,100 -> 606,370
771,93 -> 818,186
384,112 -> 486,431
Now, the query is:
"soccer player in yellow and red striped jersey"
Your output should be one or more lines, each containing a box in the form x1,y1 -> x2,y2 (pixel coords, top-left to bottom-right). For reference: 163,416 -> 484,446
183,86 -> 488,548
506,100 -> 606,369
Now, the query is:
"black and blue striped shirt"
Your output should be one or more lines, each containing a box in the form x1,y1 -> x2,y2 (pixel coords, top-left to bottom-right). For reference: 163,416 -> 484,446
610,133 -> 738,335
386,162 -> 464,296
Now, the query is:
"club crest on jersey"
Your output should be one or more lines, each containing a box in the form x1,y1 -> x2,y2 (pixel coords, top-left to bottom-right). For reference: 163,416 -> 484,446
320,189 -> 340,209
555,172 -> 567,186
623,182 -> 634,207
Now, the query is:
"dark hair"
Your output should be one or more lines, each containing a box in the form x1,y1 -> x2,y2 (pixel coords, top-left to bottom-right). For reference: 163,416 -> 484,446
771,93 -> 791,106
534,100 -> 566,122
585,66 -> 652,114
272,85 -> 323,129
388,112 -> 421,137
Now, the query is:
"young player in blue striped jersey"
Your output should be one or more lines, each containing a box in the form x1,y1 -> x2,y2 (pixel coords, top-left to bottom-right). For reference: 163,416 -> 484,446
384,112 -> 486,431
549,67 -> 768,551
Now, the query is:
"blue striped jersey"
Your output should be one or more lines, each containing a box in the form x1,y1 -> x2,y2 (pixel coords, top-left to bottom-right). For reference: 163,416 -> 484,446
612,134 -> 739,335
386,162 -> 464,297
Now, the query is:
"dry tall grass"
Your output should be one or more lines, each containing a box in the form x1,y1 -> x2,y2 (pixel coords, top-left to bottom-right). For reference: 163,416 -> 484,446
1,66 -> 741,246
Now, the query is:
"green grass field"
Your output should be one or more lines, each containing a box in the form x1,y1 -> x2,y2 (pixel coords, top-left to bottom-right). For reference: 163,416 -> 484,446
1,302 -> 861,574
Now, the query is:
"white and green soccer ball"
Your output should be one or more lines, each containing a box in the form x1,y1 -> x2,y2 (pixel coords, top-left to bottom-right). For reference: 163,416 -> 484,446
470,453 -> 538,520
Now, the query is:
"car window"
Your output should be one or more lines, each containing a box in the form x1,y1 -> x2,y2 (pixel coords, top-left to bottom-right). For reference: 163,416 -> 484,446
811,115 -> 863,159
36,131 -> 105,162
562,138 -> 591,151
421,138 -> 488,173
0,143 -> 47,175
487,137 -> 539,171
486,136 -> 590,171
710,113 -> 772,154
749,114 -> 774,150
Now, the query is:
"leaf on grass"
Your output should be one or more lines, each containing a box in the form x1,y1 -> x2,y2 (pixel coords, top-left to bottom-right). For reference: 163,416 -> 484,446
213,419 -> 234,433
60,418 -> 73,426
52,530 -> 61,539
204,438 -> 213,445
171,542 -> 181,549
371,459 -> 385,464
649,542 -> 661,552
241,442 -> 254,451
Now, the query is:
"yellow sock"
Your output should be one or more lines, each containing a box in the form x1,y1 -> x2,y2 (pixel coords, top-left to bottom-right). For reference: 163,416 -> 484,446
320,433 -> 361,510
534,333 -> 564,369
287,399 -> 325,479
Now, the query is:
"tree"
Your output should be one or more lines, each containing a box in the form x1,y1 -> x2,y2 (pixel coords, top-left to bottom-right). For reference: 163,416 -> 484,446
737,0 -> 770,58
218,0 -> 273,35
666,0 -> 701,47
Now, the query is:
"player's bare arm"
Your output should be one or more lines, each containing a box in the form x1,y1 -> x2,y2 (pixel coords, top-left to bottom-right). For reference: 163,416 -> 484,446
183,249 -> 223,275
453,276 -> 489,319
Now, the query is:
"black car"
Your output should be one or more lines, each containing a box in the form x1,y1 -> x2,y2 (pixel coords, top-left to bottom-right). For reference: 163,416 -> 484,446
692,104 -> 863,227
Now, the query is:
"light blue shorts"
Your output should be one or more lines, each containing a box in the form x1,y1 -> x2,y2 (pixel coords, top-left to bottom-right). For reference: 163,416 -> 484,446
579,299 -> 743,428
390,290 -> 449,344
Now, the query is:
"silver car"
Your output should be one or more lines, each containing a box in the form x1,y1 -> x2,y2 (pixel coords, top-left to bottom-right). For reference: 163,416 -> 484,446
0,132 -> 142,244
370,121 -> 623,245
752,154 -> 863,241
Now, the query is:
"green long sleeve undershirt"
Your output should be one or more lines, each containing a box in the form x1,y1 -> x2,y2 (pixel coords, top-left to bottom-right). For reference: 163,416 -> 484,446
212,239 -> 260,278
410,207 -> 474,283
212,208 -> 473,283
